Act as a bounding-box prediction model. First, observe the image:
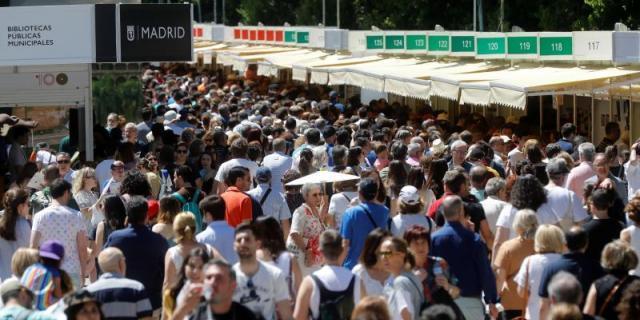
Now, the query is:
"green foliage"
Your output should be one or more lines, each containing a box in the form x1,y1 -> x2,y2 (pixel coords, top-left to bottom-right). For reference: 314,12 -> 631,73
150,0 -> 640,32
92,75 -> 143,125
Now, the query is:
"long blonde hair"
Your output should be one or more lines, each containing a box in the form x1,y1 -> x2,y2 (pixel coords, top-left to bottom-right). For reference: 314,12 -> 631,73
173,212 -> 196,243
72,167 -> 96,195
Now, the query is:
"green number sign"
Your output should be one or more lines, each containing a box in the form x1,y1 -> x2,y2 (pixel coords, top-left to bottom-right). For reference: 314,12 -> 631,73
539,37 -> 573,56
508,36 -> 537,54
477,37 -> 506,55
428,35 -> 450,51
406,35 -> 427,50
284,31 -> 296,43
296,31 -> 309,44
451,36 -> 475,52
385,35 -> 405,50
366,35 -> 384,50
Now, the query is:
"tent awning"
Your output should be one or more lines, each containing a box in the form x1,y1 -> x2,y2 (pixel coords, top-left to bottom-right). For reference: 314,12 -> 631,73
325,58 -> 422,90
489,67 -> 640,109
257,50 -> 330,77
294,55 -> 383,84
221,48 -> 302,71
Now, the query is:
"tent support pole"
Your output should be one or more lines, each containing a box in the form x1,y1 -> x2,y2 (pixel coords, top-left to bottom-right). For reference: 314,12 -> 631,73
591,91 -> 595,143
555,94 -> 560,132
630,86 -> 635,142
539,96 -> 543,138
573,94 -> 577,125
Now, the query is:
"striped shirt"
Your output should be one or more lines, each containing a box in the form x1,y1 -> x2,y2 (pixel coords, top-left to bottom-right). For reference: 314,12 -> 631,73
85,272 -> 153,319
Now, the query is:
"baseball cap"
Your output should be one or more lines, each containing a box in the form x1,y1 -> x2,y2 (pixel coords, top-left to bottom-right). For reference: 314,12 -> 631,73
39,240 -> 65,261
399,186 -> 420,205
546,158 -> 570,175
255,167 -> 272,184
358,178 -> 378,198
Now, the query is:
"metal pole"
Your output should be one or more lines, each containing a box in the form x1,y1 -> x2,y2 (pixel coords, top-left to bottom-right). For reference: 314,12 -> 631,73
499,0 -> 504,31
573,93 -> 578,125
337,0 -> 340,28
478,0 -> 484,31
591,92 -> 595,142
322,0 -> 326,26
539,96 -> 543,138
222,0 -> 225,25
213,0 -> 217,23
473,0 -> 477,31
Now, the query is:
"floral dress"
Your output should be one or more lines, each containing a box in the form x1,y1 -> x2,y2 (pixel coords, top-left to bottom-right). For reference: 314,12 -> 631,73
286,204 -> 325,276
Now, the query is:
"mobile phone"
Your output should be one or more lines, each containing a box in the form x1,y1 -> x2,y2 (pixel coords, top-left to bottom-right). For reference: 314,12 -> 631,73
433,264 -> 443,276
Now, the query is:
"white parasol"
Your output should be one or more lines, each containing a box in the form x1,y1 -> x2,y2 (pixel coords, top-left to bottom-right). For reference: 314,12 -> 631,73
285,170 -> 360,186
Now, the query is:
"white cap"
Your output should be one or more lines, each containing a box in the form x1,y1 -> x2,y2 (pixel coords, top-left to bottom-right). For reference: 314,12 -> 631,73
399,185 -> 420,205
163,110 -> 178,124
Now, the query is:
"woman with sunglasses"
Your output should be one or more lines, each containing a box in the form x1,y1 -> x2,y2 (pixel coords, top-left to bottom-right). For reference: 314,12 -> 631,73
162,246 -> 211,320
286,182 -> 328,277
72,168 -> 100,230
379,236 -> 424,320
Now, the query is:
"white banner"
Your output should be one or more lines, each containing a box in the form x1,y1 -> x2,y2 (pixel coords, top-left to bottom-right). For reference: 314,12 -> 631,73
0,5 -> 94,66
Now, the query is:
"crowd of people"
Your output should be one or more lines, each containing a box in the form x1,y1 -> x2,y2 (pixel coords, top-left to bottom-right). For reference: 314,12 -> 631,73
0,66 -> 640,320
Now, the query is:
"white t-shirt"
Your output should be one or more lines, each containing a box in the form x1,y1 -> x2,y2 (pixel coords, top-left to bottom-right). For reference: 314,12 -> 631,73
232,261 -> 290,320
507,148 -> 524,169
36,150 -> 56,166
329,191 -> 358,231
544,185 -> 589,230
215,158 -> 259,183
309,265 -> 362,319
481,196 -> 508,234
496,203 -> 560,240
514,253 -> 562,320
390,214 -> 433,238
352,264 -> 391,297
32,205 -> 87,276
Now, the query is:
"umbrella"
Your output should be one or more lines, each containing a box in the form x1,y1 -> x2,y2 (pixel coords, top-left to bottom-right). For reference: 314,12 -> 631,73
285,170 -> 360,186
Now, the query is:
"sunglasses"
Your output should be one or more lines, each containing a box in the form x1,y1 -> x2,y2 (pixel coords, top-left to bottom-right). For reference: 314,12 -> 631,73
378,250 -> 398,258
176,150 -> 188,154
57,160 -> 70,164
111,166 -> 124,170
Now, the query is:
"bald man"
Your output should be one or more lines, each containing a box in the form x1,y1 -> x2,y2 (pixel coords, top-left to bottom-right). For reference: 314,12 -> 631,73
85,248 -> 153,320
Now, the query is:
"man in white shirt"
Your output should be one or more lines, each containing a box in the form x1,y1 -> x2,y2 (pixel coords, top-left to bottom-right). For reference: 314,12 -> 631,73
30,179 -> 88,289
480,177 -> 508,234
545,158 -> 589,230
293,230 -> 365,320
101,161 -> 125,195
215,138 -> 258,194
232,223 -> 292,320
196,195 -> 238,265
625,140 -> 640,201
247,167 -> 291,240
262,138 -> 293,195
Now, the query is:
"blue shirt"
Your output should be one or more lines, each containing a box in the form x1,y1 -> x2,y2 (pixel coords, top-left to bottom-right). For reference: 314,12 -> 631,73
557,138 -> 574,154
104,225 -> 168,310
340,202 -> 389,269
196,221 -> 238,265
430,221 -> 498,303
537,252 -> 604,298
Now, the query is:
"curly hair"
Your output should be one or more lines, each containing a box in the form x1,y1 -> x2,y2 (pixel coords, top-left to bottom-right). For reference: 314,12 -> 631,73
626,196 -> 640,225
119,170 -> 152,197
510,174 -> 547,210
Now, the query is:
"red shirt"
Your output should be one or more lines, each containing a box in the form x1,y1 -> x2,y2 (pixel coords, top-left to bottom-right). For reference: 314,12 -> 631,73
221,187 -> 253,227
427,192 -> 455,219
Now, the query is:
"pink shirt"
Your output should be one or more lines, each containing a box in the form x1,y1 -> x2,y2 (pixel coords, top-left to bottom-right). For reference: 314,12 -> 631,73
565,161 -> 595,201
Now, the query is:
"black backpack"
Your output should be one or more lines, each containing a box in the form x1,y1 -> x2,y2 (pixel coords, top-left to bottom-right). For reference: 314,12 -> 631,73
310,274 -> 356,320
